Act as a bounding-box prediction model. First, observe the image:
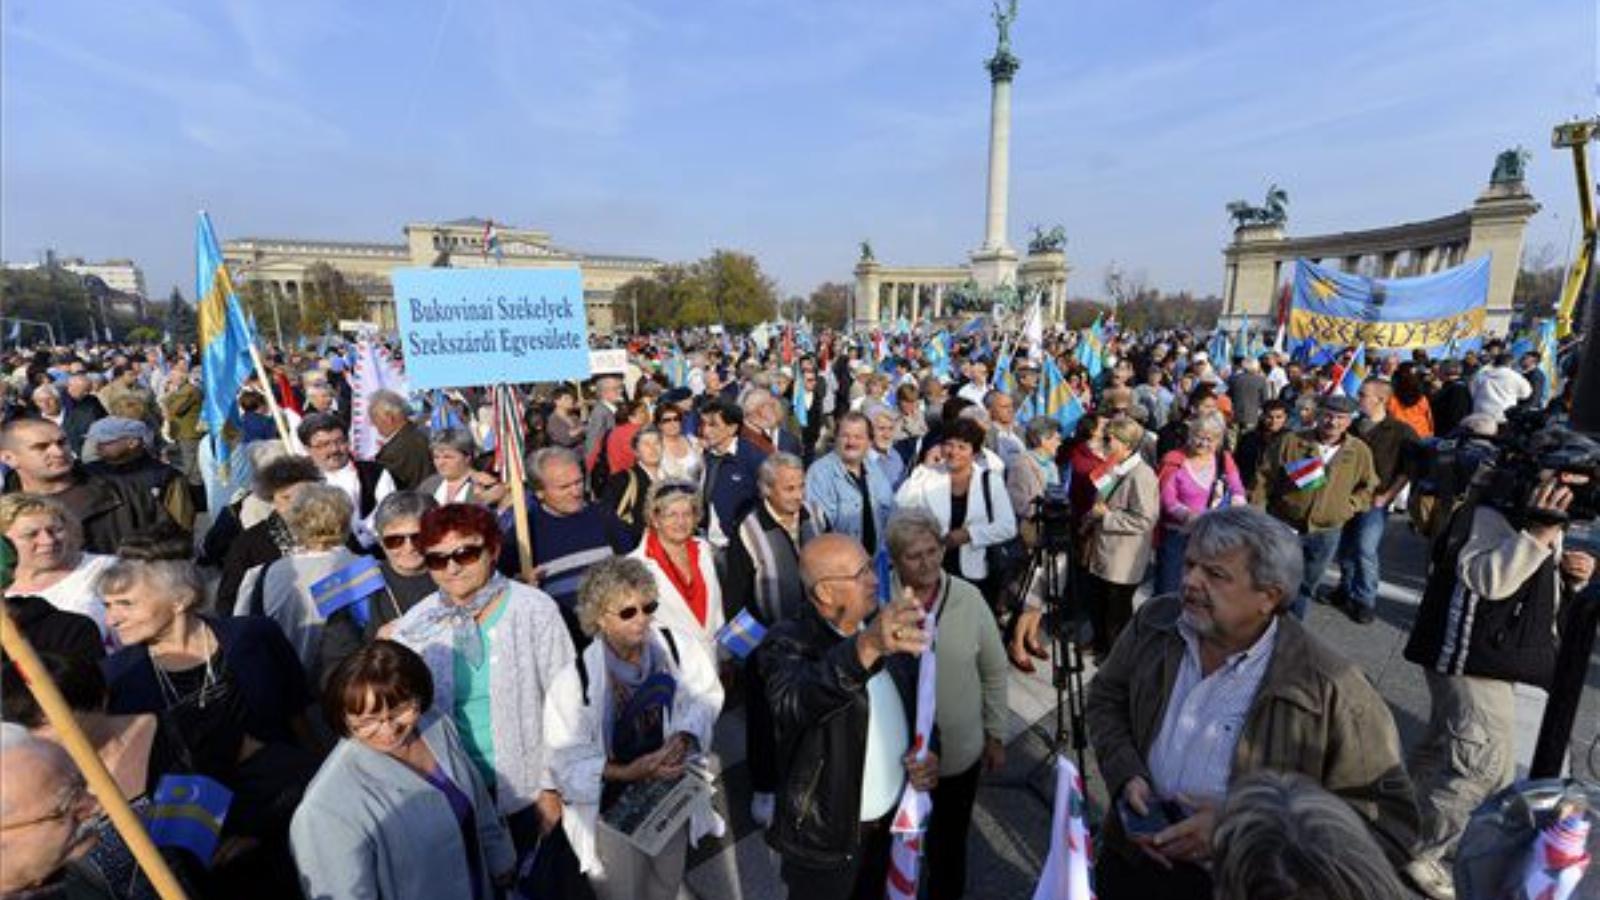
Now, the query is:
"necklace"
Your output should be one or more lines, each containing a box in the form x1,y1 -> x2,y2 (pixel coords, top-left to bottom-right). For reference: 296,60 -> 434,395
152,626 -> 218,711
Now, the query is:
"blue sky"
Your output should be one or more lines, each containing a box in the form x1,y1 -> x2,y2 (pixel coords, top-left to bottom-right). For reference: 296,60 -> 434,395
2,0 -> 1593,303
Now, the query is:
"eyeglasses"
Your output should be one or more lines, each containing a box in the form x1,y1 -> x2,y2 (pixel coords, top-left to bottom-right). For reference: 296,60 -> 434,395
423,544 -> 488,571
816,561 -> 874,586
0,778 -> 89,832
610,600 -> 660,621
347,701 -> 421,738
659,415 -> 681,424
381,532 -> 423,551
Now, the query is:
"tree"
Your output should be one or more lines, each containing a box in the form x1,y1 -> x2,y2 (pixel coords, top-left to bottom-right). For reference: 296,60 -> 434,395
1103,262 -> 1150,311
808,282 -> 852,330
778,295 -> 806,321
1514,242 -> 1564,321
299,262 -> 366,337
0,267 -> 97,342
611,251 -> 779,330
163,288 -> 199,344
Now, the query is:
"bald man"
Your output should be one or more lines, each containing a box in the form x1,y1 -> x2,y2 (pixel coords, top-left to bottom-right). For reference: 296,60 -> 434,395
0,728 -> 102,894
756,534 -> 939,900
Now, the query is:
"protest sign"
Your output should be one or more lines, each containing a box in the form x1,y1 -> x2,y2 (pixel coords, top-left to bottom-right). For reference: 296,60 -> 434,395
392,267 -> 591,390
589,348 -> 628,376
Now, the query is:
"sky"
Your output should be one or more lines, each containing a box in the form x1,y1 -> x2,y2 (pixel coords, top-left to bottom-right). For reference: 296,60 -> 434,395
1,0 -> 1595,304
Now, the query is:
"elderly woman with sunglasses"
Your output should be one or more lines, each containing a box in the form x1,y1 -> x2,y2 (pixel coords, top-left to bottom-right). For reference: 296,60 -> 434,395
628,480 -> 723,666
318,492 -> 441,683
544,557 -> 724,900
389,503 -> 576,859
291,641 -> 515,900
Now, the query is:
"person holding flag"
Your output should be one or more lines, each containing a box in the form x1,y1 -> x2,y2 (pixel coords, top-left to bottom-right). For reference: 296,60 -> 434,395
1249,394 -> 1378,619
756,534 -> 938,900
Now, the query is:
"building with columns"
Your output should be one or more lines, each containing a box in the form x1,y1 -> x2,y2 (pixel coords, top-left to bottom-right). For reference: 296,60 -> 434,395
223,218 -> 661,333
854,5 -> 1070,328
1222,163 -> 1539,334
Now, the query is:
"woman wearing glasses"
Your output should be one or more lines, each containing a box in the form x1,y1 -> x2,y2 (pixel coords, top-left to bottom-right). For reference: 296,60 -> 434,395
318,492 -> 441,683
291,641 -> 515,900
628,481 -> 722,666
654,403 -> 703,483
389,503 -> 576,859
544,557 -> 724,900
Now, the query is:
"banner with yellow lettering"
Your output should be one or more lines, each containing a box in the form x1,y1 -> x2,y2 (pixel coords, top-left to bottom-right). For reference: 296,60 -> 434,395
1289,257 -> 1488,356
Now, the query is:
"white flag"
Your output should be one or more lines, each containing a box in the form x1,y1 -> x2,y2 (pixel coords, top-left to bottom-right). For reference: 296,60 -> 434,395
1032,756 -> 1096,900
1025,298 -> 1045,361
349,336 -> 411,461
885,610 -> 939,900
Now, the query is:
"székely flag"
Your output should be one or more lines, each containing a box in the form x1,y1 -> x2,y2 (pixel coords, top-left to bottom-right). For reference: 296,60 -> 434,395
144,774 -> 232,866
311,556 -> 385,628
715,607 -> 768,660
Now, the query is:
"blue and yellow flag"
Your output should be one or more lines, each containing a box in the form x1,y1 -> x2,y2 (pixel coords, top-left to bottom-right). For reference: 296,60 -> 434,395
145,774 -> 232,866
196,212 -> 257,461
791,359 -> 809,429
1043,354 -> 1085,433
1536,319 -> 1560,404
1075,317 -> 1104,380
716,607 -> 768,660
312,556 -> 385,628
1290,257 -> 1488,357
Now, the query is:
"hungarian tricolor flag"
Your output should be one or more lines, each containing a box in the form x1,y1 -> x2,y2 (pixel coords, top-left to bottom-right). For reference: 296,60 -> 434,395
1286,457 -> 1327,491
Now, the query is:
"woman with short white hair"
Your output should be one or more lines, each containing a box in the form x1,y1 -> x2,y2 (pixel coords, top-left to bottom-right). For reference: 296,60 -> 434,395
544,557 -> 724,900
628,480 -> 723,665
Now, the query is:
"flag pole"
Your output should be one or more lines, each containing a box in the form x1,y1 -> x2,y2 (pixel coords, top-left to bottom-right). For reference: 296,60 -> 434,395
508,467 -> 535,584
0,607 -> 190,900
246,341 -> 295,449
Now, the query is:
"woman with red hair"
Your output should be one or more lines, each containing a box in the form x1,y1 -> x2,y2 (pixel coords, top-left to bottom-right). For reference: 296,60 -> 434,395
390,503 -> 577,862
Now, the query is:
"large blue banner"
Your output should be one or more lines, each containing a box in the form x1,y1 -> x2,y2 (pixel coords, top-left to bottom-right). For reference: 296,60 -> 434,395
392,267 -> 592,389
1288,257 -> 1488,355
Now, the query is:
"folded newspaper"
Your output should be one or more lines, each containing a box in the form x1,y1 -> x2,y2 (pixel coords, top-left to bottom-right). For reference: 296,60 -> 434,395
599,763 -> 716,856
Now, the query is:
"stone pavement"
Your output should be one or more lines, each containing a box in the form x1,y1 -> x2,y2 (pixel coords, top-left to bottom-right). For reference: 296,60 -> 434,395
680,517 -> 1600,899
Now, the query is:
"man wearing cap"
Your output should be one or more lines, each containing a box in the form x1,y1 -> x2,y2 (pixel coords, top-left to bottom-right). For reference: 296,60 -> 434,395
1249,394 -> 1378,618
84,415 -> 196,536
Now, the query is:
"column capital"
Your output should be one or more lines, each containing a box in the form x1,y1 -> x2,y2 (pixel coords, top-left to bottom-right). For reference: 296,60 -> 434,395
986,50 -> 1020,80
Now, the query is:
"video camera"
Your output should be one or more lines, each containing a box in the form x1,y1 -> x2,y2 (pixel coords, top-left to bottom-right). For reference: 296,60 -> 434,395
1028,486 -> 1075,554
1410,408 -> 1600,526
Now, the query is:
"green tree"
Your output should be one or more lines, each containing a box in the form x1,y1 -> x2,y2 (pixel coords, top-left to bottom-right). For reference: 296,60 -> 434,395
299,262 -> 366,337
693,250 -> 777,330
163,288 -> 199,344
0,267 -> 97,342
807,281 -> 852,330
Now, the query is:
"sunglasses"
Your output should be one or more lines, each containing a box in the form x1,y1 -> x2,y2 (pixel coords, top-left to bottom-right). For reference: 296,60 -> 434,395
660,415 -> 681,423
423,544 -> 487,571
381,532 -> 423,551
611,600 -> 660,621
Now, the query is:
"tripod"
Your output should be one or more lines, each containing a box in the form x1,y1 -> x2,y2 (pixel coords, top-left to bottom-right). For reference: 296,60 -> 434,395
992,501 -> 1094,803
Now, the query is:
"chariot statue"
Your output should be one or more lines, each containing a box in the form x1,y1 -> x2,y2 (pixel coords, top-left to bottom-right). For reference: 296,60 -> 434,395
1226,184 -> 1289,229
1028,224 -> 1067,254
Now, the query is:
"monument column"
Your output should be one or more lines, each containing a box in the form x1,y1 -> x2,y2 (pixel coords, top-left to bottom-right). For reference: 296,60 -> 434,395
855,260 -> 881,326
969,3 -> 1022,290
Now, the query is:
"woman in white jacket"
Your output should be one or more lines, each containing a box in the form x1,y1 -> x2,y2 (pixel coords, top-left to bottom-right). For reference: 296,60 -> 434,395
894,417 -> 1018,592
627,480 -> 723,666
543,557 -> 725,900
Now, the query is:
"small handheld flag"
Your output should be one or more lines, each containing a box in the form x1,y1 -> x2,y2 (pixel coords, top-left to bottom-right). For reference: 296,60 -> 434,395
311,556 -> 385,628
1031,756 -> 1095,900
1286,457 -> 1328,491
715,608 -> 768,660
144,774 -> 232,866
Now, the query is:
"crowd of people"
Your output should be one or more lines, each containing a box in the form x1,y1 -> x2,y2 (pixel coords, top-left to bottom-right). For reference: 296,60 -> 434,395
0,321 -> 1593,900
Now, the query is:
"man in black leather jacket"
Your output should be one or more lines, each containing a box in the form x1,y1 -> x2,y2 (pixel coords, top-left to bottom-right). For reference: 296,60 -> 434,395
755,533 -> 939,900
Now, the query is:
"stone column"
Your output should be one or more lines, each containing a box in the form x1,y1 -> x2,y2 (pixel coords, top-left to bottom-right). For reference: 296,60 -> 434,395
933,283 -> 945,318
855,261 -> 881,326
1222,224 -> 1285,325
1467,181 -> 1540,333
970,50 -> 1021,289
909,283 -> 921,321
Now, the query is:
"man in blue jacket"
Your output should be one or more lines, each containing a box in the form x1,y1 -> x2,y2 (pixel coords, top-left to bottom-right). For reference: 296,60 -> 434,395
699,397 -> 767,551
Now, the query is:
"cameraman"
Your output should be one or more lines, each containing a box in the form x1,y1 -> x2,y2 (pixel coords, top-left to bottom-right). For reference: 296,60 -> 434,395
1400,451 -> 1595,900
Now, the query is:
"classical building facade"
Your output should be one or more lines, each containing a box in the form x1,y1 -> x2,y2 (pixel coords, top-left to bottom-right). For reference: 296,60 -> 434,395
222,218 -> 661,333
1222,162 -> 1538,334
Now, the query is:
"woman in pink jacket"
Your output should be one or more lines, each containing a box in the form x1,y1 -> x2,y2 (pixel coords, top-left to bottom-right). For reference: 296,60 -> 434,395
1154,413 -> 1246,595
